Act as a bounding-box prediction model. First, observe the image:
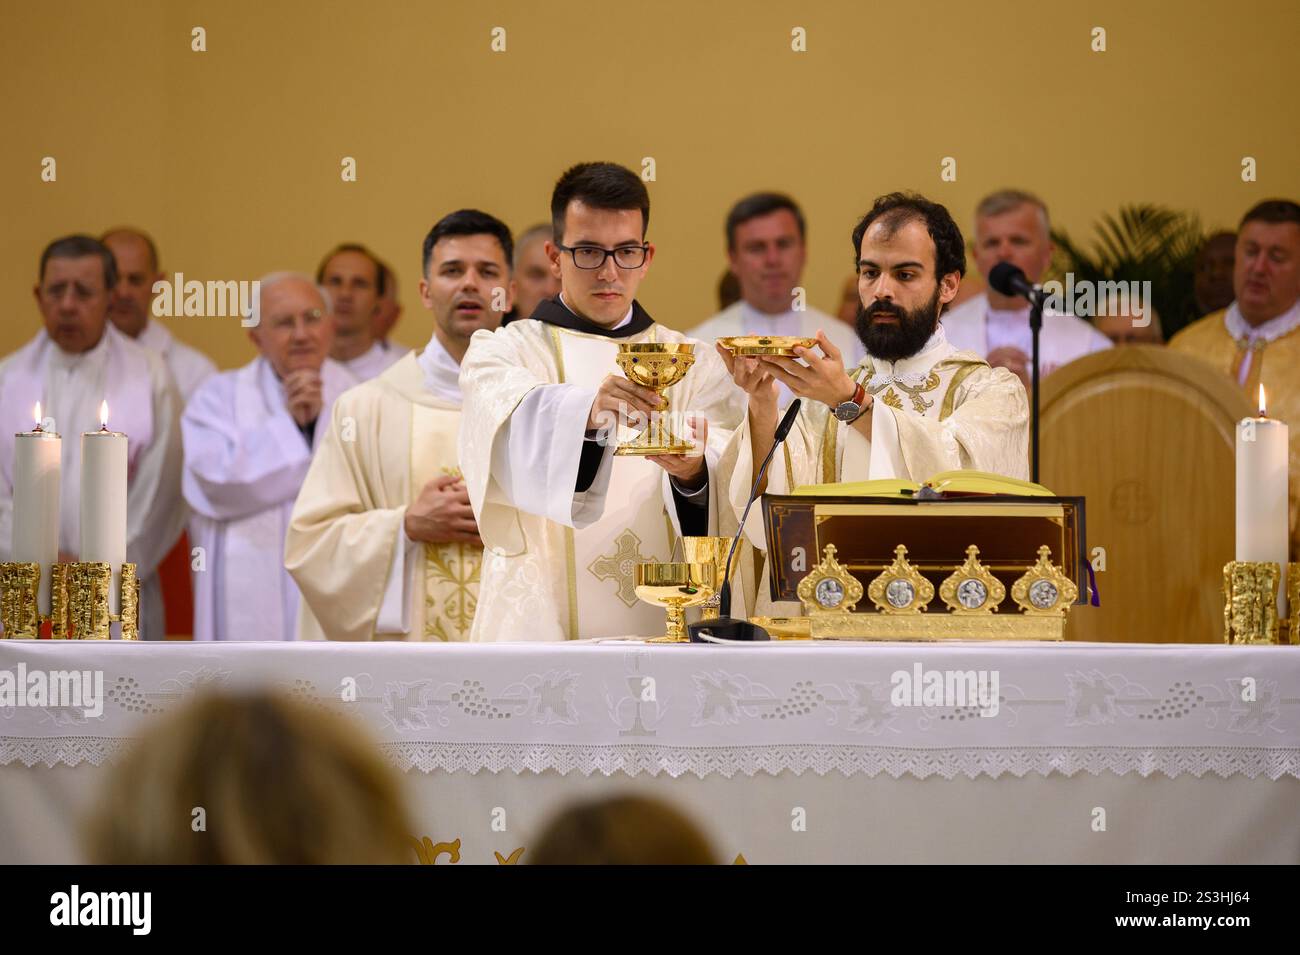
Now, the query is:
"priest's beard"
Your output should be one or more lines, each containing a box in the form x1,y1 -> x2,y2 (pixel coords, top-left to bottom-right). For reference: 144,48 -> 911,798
855,288 -> 941,363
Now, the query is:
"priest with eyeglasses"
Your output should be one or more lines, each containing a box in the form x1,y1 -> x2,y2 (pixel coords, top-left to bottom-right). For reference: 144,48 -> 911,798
458,161 -> 745,641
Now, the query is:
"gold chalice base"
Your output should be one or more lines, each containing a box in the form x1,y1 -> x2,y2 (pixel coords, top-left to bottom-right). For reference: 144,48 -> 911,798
614,439 -> 694,457
635,561 -> 715,643
615,342 -> 696,457
717,335 -> 816,357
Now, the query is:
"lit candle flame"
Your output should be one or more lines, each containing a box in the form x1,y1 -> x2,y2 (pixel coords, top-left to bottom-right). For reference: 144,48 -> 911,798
99,399 -> 109,430
33,401 -> 41,430
1259,384 -> 1267,417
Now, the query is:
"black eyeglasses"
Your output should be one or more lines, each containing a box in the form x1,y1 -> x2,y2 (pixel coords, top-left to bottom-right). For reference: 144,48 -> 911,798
555,243 -> 649,270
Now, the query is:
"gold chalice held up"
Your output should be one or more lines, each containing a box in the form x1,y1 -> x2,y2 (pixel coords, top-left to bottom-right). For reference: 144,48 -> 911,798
635,561 -> 715,643
614,342 -> 695,455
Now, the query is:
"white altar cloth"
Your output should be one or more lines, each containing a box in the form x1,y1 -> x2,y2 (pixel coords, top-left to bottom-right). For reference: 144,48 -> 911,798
2,639 -> 1298,863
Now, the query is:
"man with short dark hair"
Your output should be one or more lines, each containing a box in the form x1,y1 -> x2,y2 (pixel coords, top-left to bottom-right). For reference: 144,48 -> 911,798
511,224 -> 562,323
0,235 -> 184,639
691,192 -> 863,404
459,162 -> 746,641
317,243 -> 410,380
1170,199 -> 1300,559
715,193 -> 1029,616
287,210 -> 515,641
101,227 -> 216,402
371,261 -> 404,349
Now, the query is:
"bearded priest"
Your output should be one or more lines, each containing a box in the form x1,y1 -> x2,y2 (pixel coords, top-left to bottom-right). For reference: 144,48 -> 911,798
716,192 -> 1030,614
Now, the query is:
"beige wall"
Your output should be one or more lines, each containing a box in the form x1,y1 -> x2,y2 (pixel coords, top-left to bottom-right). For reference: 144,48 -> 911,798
2,0 -> 1296,368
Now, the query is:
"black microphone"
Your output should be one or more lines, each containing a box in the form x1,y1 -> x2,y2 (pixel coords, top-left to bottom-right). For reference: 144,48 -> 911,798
988,262 -> 1045,482
687,398 -> 802,644
988,261 -> 1046,307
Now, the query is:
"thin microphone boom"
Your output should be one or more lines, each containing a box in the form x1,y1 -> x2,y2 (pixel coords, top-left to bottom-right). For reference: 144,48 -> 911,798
987,261 -> 1044,482
716,399 -> 801,620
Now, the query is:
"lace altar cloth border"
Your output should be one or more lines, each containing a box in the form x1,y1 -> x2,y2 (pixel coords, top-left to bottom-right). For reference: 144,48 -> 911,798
2,639 -> 1297,781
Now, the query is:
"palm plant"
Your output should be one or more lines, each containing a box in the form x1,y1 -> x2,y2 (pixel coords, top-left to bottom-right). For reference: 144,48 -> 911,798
1050,204 -> 1207,338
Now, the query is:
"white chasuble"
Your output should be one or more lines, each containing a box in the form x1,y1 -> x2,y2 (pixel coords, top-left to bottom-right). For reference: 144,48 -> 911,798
183,356 -> 354,641
286,348 -> 479,642
459,313 -> 745,642
716,324 -> 1030,618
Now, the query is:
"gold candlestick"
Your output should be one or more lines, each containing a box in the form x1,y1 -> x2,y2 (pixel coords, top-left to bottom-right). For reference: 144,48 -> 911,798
0,560 -> 139,639
0,562 -> 41,638
1223,560 -> 1282,645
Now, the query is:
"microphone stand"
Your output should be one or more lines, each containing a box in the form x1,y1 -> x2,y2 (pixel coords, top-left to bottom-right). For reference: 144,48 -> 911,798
1030,294 -> 1042,483
686,398 -> 802,644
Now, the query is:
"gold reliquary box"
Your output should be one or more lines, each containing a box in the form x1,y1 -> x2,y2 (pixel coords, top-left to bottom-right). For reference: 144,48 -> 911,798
760,483 -> 1089,641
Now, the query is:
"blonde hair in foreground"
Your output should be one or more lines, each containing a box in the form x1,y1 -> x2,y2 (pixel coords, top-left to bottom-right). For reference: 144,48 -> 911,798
86,690 -> 413,864
529,794 -> 717,865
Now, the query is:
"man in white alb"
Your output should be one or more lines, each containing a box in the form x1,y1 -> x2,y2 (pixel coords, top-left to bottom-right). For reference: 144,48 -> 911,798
942,190 -> 1111,387
317,243 -> 410,381
459,162 -> 746,641
182,274 -> 355,640
101,227 -> 217,402
690,192 -> 864,405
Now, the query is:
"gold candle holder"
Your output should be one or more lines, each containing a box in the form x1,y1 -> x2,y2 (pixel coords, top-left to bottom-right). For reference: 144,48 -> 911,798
0,562 -> 41,637
1287,564 -> 1300,647
0,561 -> 78,638
0,561 -> 139,640
1223,560 -> 1281,645
64,561 -> 140,640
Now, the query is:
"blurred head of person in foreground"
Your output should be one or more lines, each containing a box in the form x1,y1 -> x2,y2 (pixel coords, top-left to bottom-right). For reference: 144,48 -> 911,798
529,794 -> 717,865
86,689 -> 413,864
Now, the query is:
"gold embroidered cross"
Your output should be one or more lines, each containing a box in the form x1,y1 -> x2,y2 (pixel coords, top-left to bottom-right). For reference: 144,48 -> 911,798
588,529 -> 649,608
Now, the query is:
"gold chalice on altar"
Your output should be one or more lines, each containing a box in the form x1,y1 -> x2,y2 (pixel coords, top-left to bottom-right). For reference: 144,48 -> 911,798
635,561 -> 715,643
681,537 -> 738,621
614,342 -> 695,455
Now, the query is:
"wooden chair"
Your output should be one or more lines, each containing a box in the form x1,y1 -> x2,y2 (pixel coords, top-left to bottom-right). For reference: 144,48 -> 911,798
1040,346 -> 1252,643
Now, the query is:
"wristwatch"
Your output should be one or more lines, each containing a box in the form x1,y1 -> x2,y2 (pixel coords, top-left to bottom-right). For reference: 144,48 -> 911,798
832,381 -> 869,423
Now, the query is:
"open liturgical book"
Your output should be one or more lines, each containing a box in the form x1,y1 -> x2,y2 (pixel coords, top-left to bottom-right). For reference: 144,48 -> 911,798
790,470 -> 1056,499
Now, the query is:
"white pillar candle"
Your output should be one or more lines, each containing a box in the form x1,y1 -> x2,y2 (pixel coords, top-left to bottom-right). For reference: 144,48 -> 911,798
80,401 -> 128,615
11,402 -> 61,614
1236,385 -> 1290,619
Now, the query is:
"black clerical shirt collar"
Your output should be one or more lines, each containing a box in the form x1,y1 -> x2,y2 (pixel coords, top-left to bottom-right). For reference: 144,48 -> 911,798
527,294 -> 655,339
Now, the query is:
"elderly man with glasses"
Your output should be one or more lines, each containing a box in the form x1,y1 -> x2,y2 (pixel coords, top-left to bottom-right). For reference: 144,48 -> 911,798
181,273 -> 356,640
